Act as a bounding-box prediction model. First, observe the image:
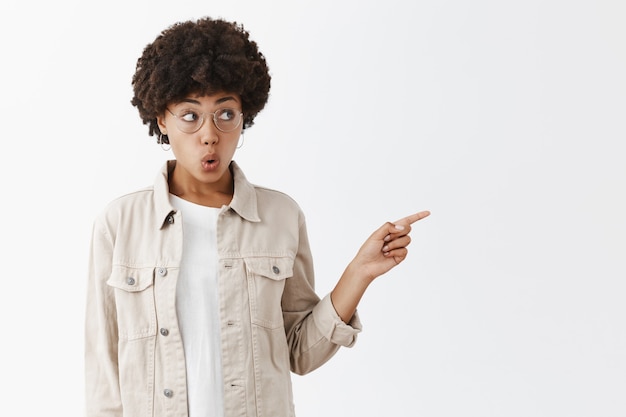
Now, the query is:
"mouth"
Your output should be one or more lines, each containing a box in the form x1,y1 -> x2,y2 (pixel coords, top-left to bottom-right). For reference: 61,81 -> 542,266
201,157 -> 219,171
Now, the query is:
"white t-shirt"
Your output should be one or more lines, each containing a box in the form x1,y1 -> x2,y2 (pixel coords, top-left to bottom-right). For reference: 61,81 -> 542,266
169,194 -> 224,417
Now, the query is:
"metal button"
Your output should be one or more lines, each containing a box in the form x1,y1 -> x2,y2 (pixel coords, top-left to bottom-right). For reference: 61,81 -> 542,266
157,267 -> 167,277
166,214 -> 175,225
272,266 -> 280,274
126,277 -> 136,286
160,328 -> 169,336
163,389 -> 173,398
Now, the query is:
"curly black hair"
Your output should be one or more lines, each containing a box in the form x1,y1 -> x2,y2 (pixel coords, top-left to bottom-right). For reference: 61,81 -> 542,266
131,17 -> 271,144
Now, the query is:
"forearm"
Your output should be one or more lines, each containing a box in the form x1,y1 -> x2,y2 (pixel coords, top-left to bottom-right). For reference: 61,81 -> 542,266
330,262 -> 373,323
85,222 -> 122,415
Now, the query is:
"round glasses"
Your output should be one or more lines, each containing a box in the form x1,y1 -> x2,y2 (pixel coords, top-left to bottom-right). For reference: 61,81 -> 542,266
166,108 -> 243,133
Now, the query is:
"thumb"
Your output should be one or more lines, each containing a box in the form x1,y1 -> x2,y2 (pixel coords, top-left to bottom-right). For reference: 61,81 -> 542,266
370,221 -> 406,241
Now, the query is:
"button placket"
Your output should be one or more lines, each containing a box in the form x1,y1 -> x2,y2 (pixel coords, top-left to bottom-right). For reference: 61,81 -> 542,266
157,268 -> 169,337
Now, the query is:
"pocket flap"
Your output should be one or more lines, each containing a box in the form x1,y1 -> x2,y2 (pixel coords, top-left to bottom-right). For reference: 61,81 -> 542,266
106,266 -> 155,292
244,256 -> 294,281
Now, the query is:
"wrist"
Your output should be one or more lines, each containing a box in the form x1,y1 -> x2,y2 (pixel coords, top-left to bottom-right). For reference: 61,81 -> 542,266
344,260 -> 376,287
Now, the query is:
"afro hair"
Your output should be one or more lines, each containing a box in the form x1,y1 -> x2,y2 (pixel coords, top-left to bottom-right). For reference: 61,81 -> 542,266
131,17 -> 271,142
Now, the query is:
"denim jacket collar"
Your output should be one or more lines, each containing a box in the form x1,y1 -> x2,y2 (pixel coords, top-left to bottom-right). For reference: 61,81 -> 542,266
153,159 -> 260,230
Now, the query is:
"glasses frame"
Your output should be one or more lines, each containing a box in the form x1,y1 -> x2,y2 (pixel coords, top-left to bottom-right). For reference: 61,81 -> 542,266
166,107 -> 244,133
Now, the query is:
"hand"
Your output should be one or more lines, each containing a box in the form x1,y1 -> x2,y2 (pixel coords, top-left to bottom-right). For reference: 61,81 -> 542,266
330,210 -> 430,322
351,211 -> 430,282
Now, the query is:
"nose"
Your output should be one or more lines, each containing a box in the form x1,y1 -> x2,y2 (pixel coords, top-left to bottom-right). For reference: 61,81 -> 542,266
199,116 -> 219,146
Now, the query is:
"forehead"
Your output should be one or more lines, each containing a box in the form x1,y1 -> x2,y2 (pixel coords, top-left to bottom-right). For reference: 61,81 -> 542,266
172,92 -> 241,107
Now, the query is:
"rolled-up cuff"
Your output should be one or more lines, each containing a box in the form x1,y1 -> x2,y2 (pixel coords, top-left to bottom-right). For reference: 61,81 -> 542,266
312,293 -> 362,347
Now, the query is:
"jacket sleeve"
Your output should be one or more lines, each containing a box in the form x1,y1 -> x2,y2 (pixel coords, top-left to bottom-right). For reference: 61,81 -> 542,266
85,219 -> 123,416
282,215 -> 362,376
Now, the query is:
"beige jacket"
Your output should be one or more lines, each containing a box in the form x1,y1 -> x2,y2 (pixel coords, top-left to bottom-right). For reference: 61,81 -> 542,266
85,161 -> 361,417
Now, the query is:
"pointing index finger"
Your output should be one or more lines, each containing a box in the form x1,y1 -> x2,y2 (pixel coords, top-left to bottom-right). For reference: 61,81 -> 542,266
395,210 -> 431,226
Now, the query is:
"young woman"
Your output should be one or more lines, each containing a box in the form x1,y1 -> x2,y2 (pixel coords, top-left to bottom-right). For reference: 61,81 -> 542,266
85,17 -> 429,417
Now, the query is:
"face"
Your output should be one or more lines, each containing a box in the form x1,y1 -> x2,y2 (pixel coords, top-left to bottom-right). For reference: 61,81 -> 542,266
157,92 -> 243,193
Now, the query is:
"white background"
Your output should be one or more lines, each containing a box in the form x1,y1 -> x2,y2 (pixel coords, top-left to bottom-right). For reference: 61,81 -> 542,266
1,0 -> 624,416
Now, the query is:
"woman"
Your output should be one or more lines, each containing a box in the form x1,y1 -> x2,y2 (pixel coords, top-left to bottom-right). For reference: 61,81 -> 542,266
85,17 -> 429,417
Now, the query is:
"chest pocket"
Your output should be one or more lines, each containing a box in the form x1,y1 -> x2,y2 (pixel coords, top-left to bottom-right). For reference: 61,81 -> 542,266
106,266 -> 157,340
244,256 -> 294,330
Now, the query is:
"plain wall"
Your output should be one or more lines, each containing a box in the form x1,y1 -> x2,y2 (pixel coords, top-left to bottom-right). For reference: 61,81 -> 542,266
1,0 -> 624,416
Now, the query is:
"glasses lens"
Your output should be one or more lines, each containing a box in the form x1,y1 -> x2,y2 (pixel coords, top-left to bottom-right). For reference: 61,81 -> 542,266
175,110 -> 203,133
214,109 -> 242,132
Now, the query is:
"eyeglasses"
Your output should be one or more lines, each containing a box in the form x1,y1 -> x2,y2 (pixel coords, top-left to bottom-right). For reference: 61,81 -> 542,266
166,107 -> 243,133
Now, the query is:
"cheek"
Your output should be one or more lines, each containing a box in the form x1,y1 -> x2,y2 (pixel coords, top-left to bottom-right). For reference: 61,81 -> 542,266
167,137 -> 188,157
228,133 -> 243,151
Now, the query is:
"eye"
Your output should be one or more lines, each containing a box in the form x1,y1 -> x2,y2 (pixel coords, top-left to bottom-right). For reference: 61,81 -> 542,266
217,108 -> 236,121
180,111 -> 200,123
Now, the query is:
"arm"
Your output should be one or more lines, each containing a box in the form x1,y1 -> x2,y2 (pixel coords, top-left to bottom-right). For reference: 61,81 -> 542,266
330,211 -> 431,322
85,221 -> 122,417
283,214 -> 362,375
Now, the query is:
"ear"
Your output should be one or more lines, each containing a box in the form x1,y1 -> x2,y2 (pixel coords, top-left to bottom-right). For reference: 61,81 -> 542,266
156,113 -> 168,135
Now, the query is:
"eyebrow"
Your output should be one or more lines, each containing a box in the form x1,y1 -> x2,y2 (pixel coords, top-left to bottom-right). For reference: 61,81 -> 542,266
177,96 -> 239,106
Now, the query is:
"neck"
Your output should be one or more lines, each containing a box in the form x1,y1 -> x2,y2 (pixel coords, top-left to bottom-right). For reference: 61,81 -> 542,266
168,163 -> 234,208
